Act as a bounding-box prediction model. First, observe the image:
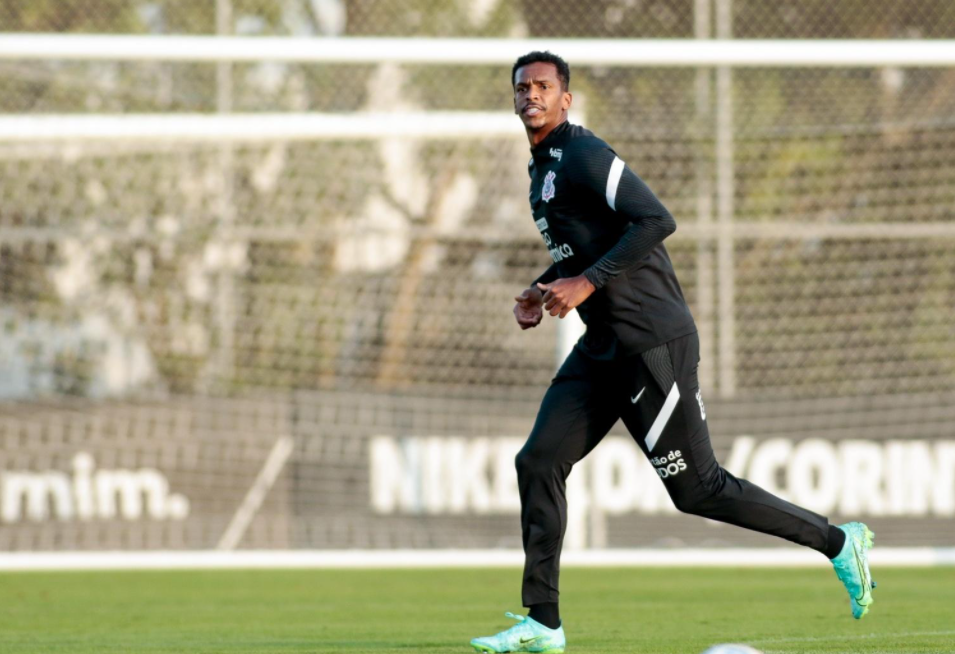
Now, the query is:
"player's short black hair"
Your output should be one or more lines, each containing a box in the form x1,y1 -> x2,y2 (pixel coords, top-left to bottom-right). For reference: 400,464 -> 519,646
511,51 -> 570,91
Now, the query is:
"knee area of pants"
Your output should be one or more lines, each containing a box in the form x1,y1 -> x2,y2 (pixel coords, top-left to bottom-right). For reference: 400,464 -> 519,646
515,449 -> 554,479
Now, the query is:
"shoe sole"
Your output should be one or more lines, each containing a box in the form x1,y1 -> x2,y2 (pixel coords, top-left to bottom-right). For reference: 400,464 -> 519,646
850,524 -> 875,619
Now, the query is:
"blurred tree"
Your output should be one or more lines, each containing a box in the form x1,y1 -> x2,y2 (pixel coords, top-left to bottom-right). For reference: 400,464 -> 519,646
519,0 -> 693,38
0,0 -> 142,32
343,0 -> 518,36
734,0 -> 955,38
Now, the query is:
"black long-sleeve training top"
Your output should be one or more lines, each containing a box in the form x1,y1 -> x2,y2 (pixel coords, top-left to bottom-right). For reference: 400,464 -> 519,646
527,121 -> 696,359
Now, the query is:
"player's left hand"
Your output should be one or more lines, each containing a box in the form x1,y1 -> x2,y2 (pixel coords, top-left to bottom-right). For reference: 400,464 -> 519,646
537,275 -> 596,319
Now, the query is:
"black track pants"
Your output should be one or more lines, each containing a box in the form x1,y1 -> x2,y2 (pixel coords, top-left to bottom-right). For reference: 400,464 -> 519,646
517,331 -> 832,606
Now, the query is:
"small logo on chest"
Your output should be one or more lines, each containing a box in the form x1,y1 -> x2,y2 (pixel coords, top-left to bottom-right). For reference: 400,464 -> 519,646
542,170 -> 556,203
549,148 -> 563,161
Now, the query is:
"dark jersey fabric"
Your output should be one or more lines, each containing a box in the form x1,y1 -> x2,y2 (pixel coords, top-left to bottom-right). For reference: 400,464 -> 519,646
527,121 -> 696,359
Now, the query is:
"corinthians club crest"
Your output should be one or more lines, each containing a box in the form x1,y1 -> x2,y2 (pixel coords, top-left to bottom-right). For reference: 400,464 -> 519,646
542,170 -> 556,202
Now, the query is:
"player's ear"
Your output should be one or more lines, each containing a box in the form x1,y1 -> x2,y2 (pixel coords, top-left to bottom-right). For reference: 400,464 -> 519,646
562,91 -> 573,111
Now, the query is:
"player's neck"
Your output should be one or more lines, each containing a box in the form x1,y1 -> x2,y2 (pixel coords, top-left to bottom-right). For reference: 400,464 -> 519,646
527,116 -> 568,148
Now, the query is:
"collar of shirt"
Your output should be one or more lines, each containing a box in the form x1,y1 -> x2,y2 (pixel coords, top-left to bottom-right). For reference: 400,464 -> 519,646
530,120 -> 571,163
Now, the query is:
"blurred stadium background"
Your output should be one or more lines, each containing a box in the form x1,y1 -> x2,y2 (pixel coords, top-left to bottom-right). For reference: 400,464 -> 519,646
1,0 -> 954,563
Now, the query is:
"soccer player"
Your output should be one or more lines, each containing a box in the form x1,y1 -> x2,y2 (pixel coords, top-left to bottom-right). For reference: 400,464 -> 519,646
470,51 -> 876,654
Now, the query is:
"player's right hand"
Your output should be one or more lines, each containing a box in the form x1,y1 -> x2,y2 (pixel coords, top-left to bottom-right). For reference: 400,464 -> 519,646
513,287 -> 544,330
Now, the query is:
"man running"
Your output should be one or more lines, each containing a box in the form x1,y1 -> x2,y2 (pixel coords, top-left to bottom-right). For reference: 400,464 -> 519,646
470,51 -> 876,654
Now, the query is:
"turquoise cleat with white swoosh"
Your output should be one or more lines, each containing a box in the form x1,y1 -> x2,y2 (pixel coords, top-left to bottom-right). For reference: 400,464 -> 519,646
831,522 -> 876,619
471,612 -> 566,653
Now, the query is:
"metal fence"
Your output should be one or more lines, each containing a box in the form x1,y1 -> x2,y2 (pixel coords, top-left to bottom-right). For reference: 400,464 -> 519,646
1,0 -> 954,553
5,1 -> 955,38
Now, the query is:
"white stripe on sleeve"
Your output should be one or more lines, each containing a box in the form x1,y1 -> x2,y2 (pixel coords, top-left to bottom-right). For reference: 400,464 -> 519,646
605,156 -> 625,211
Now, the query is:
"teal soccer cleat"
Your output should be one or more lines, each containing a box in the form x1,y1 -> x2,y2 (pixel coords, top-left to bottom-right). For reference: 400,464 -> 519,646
471,612 -> 566,653
831,522 -> 876,619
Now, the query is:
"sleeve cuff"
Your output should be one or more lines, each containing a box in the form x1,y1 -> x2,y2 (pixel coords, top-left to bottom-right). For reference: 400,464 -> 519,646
583,267 -> 607,290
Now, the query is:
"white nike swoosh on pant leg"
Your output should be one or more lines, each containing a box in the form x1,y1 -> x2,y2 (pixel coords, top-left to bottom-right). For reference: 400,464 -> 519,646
631,387 -> 645,404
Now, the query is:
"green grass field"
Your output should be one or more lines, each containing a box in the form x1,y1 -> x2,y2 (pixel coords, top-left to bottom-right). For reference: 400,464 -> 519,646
0,566 -> 952,654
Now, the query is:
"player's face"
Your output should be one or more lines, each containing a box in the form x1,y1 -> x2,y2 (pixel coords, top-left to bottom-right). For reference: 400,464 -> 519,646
513,62 -> 572,133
